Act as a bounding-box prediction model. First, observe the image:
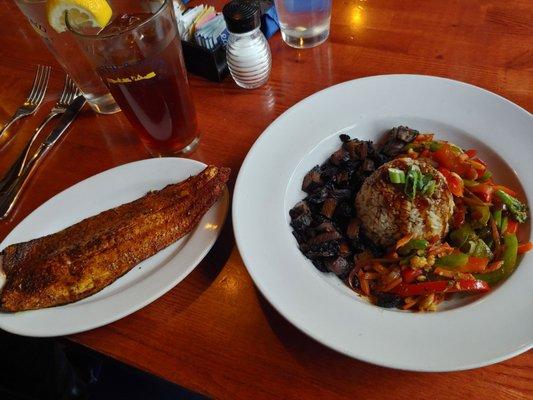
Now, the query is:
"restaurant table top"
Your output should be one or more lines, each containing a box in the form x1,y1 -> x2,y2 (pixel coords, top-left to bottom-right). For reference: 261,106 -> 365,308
0,0 -> 531,398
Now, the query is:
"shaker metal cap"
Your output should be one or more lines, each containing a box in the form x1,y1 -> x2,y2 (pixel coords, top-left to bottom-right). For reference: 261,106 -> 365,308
222,1 -> 261,34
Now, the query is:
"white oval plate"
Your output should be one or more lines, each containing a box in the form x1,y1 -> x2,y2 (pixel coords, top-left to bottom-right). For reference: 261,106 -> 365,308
0,158 -> 228,337
233,75 -> 533,372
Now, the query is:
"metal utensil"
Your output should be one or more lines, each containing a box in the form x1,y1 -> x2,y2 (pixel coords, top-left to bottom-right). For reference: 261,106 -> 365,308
0,95 -> 87,219
0,75 -> 80,193
0,65 -> 51,141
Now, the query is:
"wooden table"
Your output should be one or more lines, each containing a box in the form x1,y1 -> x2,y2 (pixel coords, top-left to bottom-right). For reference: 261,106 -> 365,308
1,0 -> 532,398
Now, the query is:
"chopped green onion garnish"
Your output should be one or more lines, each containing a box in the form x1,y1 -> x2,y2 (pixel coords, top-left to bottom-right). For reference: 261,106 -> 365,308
405,165 -> 421,200
421,179 -> 436,196
397,165 -> 437,200
388,168 -> 406,184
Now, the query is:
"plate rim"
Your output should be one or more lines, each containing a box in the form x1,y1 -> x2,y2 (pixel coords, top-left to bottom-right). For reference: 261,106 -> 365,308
232,74 -> 533,371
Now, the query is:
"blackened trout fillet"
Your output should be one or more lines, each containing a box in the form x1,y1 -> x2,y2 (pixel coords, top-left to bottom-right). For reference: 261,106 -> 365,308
0,165 -> 230,312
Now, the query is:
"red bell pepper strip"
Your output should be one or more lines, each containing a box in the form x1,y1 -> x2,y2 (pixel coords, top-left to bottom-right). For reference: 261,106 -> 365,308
438,167 -> 464,197
401,268 -> 422,283
433,144 -> 479,179
469,183 -> 493,203
432,144 -> 458,170
465,149 -> 477,158
484,261 -> 504,272
505,219 -> 519,235
518,242 -> 533,254
458,256 -> 489,273
493,185 -> 518,197
419,148 -> 430,158
392,279 -> 490,297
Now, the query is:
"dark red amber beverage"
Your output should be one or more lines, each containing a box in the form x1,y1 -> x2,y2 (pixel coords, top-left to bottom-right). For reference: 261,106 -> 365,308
67,1 -> 199,156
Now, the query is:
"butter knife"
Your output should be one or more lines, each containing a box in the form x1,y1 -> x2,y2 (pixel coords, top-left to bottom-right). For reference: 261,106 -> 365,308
0,95 -> 87,219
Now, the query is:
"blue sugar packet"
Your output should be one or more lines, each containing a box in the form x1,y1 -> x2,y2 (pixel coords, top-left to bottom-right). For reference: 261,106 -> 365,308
195,14 -> 228,50
261,3 -> 279,39
217,29 -> 229,46
242,0 -> 279,39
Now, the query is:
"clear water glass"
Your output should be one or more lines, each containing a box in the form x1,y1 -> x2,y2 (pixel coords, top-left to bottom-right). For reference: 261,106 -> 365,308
14,0 -> 120,114
274,0 -> 332,49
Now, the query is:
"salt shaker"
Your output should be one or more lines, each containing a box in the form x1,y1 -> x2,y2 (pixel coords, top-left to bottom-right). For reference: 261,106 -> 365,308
222,1 -> 271,89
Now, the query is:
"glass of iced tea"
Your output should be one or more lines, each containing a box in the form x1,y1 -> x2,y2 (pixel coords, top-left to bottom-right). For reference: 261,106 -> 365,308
66,0 -> 199,156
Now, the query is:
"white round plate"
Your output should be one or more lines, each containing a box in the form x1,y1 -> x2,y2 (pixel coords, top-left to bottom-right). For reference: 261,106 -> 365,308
233,75 -> 533,371
0,158 -> 228,337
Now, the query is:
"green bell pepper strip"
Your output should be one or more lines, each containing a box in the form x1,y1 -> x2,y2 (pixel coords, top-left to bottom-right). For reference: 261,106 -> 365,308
450,225 -> 476,248
475,234 -> 518,285
492,209 -> 502,230
450,224 -> 492,258
470,205 -> 490,228
469,238 -> 493,259
501,216 -> 508,235
398,239 -> 429,256
435,252 -> 469,268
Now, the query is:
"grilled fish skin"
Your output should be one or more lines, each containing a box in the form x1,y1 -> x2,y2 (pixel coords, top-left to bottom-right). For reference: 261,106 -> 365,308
0,165 -> 230,312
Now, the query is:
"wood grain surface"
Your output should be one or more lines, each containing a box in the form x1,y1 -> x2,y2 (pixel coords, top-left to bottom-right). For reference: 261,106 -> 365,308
0,0 -> 532,398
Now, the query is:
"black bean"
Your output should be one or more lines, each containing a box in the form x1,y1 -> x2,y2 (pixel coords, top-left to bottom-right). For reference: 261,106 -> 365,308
335,201 -> 354,219
303,241 -> 340,258
290,213 -> 312,233
362,159 -> 375,172
395,126 -> 419,143
325,256 -> 351,277
339,133 -> 351,143
330,188 -> 352,200
291,229 -> 307,244
289,201 -> 310,219
305,187 -> 329,205
302,166 -> 323,193
312,259 -> 329,272
376,292 -> 403,308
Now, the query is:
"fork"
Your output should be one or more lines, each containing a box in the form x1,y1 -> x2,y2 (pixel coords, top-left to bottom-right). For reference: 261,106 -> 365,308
0,75 -> 81,193
0,65 -> 51,141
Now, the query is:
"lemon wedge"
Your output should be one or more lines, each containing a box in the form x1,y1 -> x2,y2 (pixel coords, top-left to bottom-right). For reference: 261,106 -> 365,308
46,0 -> 112,33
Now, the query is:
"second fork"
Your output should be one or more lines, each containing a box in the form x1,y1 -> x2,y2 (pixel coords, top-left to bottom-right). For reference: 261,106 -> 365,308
0,75 -> 81,193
